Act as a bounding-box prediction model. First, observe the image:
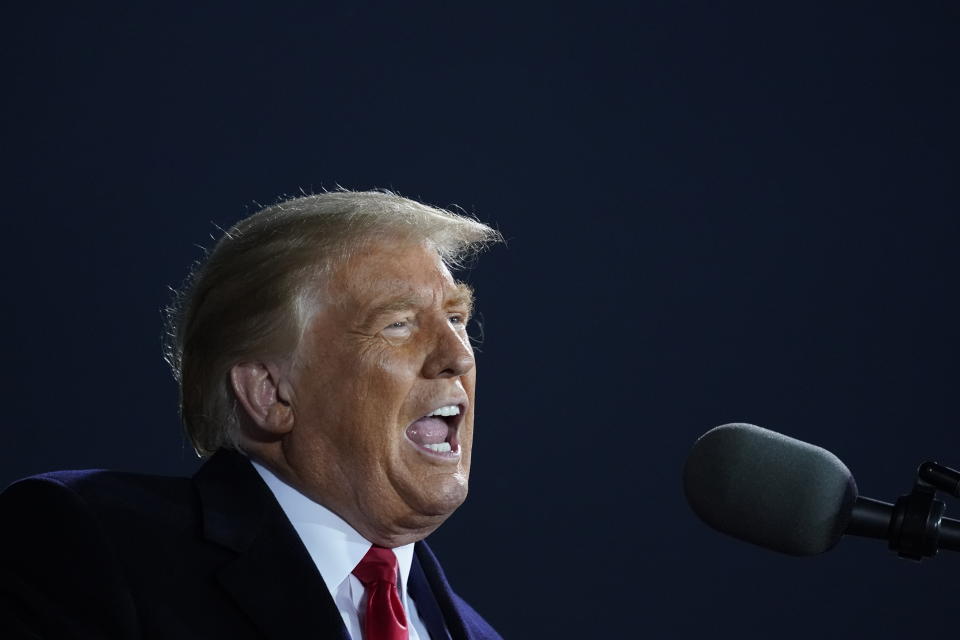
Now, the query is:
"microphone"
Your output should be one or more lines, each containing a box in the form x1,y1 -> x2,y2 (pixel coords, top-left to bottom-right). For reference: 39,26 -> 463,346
682,423 -> 960,559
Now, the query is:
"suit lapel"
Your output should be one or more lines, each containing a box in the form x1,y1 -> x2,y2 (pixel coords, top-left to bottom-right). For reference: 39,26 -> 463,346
409,550 -> 452,640
413,542 -> 503,640
413,542 -> 472,640
194,450 -> 350,640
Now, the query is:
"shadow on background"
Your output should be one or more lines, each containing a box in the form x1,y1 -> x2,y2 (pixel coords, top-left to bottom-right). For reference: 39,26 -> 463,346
2,2 -> 958,637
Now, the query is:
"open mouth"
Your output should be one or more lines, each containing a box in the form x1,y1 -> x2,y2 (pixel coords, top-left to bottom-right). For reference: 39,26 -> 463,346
404,403 -> 464,459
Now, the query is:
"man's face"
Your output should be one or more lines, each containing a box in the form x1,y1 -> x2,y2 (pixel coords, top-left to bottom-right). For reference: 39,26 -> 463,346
280,238 -> 477,544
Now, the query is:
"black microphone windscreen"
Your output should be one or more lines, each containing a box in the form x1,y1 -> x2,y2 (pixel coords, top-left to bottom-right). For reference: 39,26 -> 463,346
683,423 -> 858,556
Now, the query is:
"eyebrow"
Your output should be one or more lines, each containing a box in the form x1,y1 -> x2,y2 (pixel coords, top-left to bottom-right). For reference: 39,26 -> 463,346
449,282 -> 475,314
360,282 -> 475,327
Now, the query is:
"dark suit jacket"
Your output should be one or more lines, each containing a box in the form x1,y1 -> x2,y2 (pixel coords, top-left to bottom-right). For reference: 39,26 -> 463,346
0,449 -> 502,639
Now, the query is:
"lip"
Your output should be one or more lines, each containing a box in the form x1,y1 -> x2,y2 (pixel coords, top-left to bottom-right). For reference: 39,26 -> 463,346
404,400 -> 467,461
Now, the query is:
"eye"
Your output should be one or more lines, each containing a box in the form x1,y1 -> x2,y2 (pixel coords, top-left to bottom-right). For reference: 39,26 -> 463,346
382,318 -> 413,338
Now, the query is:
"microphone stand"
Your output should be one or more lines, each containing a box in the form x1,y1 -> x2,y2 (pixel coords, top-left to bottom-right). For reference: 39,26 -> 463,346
846,461 -> 960,561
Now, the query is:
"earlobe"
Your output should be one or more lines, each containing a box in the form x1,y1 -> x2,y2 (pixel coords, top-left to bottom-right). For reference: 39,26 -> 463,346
230,362 -> 294,436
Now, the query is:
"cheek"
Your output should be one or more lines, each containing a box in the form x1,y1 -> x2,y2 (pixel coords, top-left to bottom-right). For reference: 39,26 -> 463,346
346,353 -> 420,437
365,346 -> 424,398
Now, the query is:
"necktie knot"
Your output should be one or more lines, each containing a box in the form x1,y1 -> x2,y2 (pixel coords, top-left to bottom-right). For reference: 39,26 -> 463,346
352,545 -> 408,640
352,545 -> 399,586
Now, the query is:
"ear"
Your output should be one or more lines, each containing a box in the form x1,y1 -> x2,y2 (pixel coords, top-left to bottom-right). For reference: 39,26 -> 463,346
230,361 -> 294,436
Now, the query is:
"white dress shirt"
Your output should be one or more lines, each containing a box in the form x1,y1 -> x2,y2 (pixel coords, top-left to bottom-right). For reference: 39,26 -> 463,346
250,459 -> 438,640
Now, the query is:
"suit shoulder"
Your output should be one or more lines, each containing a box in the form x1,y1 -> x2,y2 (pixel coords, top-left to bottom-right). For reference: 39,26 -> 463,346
5,466 -> 192,496
2,468 -> 196,536
0,471 -> 149,637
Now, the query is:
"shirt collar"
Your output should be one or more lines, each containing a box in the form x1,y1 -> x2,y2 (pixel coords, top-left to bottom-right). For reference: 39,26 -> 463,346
249,458 -> 415,600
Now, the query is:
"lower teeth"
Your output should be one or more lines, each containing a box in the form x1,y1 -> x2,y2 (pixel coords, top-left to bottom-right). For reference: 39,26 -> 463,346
424,442 -> 452,453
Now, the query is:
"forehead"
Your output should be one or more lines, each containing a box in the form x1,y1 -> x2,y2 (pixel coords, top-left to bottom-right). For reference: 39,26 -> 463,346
328,239 -> 461,307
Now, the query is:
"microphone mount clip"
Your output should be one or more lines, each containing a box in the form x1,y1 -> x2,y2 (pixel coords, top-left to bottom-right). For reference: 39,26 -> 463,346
887,461 -> 960,561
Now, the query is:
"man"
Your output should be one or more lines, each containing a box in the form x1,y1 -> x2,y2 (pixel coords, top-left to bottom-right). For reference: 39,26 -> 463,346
0,191 -> 504,639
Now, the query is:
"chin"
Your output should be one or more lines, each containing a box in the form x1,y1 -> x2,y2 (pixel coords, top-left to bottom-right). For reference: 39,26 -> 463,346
432,481 -> 469,514
405,476 -> 470,519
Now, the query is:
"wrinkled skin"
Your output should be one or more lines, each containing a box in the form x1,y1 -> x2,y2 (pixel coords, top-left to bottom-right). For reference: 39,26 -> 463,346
236,239 -> 477,547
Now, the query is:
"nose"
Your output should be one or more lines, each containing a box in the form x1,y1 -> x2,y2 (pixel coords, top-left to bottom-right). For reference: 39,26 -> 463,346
422,322 -> 475,379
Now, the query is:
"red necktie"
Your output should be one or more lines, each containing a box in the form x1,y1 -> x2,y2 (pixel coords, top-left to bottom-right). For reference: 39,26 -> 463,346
352,545 -> 409,640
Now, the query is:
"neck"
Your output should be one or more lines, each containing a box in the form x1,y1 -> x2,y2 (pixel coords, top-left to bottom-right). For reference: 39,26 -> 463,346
245,443 -> 442,547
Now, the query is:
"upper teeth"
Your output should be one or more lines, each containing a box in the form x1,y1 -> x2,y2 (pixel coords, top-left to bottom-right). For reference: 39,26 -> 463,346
427,405 -> 460,417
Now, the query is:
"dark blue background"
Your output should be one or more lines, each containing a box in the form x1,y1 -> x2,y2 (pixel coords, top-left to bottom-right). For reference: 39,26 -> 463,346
3,2 -> 958,637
